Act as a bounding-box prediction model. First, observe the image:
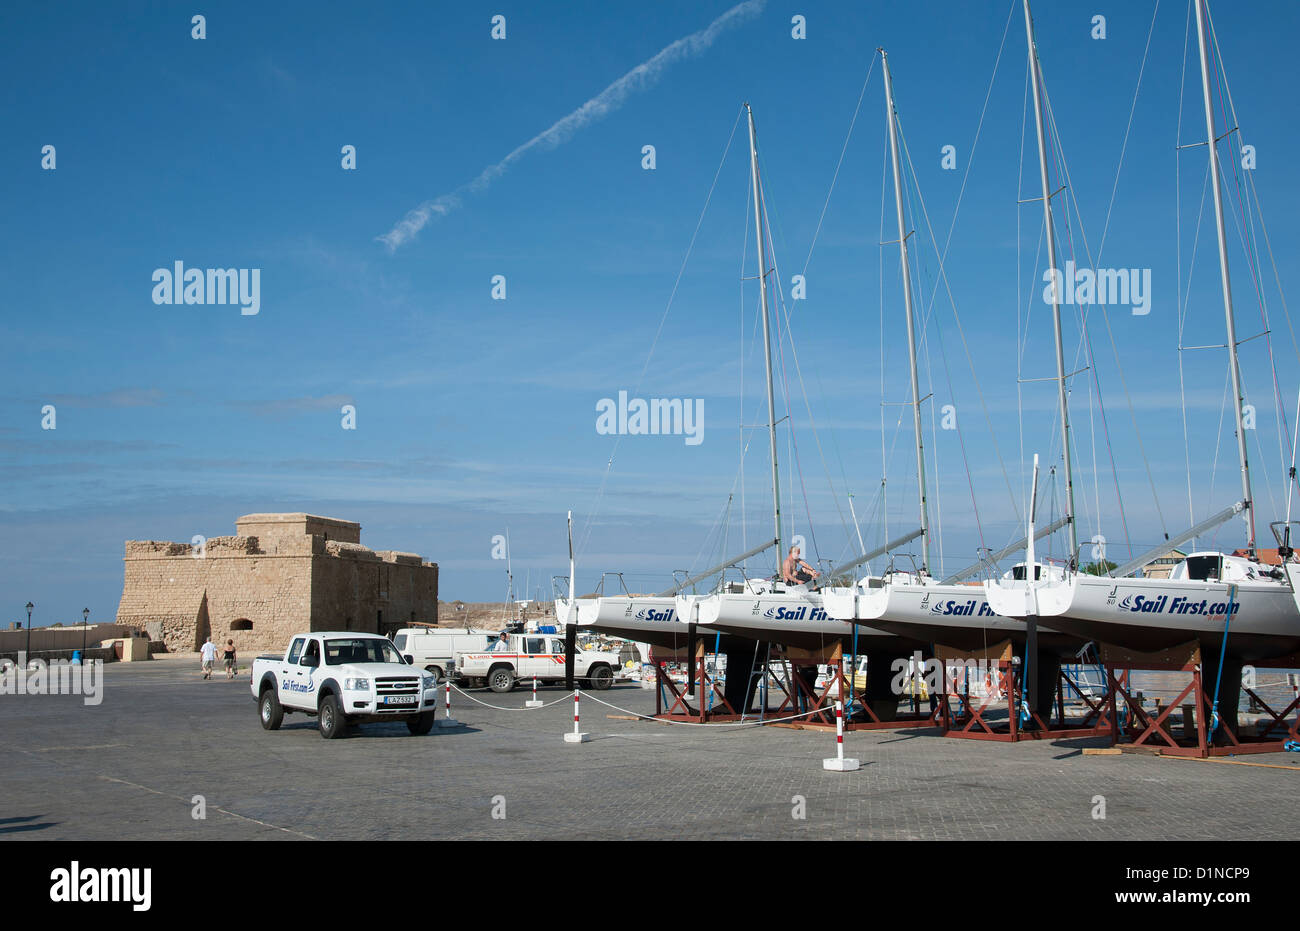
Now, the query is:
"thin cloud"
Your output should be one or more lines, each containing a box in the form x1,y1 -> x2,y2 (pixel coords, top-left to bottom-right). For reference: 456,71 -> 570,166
48,388 -> 165,408
378,0 -> 766,251
225,394 -> 355,419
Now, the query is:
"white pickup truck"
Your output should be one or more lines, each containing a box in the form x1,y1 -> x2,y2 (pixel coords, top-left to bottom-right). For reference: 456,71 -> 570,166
454,633 -> 618,693
252,631 -> 440,739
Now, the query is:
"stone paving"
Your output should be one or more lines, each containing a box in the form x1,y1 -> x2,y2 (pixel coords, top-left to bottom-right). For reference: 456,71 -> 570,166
2,656 -> 1297,841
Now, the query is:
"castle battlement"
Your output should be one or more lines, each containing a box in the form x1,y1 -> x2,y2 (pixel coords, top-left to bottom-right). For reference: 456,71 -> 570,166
116,513 -> 438,653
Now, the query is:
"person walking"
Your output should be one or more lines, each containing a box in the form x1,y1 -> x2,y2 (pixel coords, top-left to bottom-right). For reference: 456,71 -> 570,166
223,638 -> 237,680
199,637 -> 217,680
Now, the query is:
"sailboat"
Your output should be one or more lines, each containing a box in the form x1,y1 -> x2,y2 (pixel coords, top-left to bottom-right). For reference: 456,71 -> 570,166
984,0 -> 1300,671
671,103 -> 916,656
553,511 -> 692,649
817,45 -> 1086,661
555,103 -> 919,711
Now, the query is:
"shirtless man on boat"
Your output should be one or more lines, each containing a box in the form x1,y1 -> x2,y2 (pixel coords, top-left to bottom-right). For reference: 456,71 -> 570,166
782,546 -> 820,586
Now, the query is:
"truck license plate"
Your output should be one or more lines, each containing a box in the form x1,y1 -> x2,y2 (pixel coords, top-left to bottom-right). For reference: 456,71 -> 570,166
383,695 -> 416,705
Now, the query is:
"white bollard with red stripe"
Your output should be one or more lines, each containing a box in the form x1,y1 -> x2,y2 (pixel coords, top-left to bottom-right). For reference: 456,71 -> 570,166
526,675 -> 543,708
563,687 -> 589,743
438,679 -> 461,728
822,693 -> 859,772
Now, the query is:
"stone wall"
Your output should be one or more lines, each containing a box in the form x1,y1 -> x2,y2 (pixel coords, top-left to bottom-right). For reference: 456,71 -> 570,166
312,549 -> 439,634
0,623 -> 139,654
235,513 -> 361,548
115,514 -> 438,655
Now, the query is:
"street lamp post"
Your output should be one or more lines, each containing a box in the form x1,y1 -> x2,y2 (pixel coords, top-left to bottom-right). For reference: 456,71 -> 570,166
82,608 -> 90,660
25,602 -> 33,661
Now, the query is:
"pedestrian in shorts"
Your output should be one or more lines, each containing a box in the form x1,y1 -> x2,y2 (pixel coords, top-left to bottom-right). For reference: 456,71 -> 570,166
200,637 -> 217,680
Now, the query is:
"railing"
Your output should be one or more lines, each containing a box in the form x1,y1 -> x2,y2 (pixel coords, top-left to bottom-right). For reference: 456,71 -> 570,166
885,552 -> 924,578
1061,662 -> 1108,700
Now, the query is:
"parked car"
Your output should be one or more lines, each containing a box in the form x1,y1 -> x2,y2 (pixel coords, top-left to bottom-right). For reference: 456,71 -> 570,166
453,632 -> 617,693
251,632 -> 439,739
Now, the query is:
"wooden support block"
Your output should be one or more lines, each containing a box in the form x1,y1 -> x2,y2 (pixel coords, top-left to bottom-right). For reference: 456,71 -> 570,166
782,643 -> 842,664
934,639 -> 1014,664
1099,639 -> 1201,670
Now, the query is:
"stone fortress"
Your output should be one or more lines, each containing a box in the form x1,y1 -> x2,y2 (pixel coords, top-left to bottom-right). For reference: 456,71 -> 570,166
115,513 -> 438,654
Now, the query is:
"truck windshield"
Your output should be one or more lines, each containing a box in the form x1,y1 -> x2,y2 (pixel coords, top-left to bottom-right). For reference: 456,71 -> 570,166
324,638 -> 404,666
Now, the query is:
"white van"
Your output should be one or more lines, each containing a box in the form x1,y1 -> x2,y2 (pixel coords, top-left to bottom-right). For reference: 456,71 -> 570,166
393,627 -> 498,681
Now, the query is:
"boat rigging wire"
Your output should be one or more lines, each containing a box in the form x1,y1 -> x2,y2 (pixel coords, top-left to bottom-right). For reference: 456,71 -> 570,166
1175,15 -> 1211,543
800,55 -> 877,280
1210,9 -> 1295,481
576,106 -> 746,564
761,182 -> 828,563
896,123 -> 996,562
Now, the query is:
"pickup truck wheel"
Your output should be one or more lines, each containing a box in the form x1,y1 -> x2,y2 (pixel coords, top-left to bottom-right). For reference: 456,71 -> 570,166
424,665 -> 444,682
588,665 -> 614,690
406,712 -> 435,736
318,694 -> 346,739
488,667 -> 516,693
259,688 -> 284,730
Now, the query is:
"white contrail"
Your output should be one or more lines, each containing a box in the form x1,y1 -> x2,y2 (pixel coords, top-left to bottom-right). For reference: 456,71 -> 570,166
378,0 -> 766,251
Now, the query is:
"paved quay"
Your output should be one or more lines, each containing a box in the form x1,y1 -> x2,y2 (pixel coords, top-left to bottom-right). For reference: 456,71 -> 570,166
2,655 -> 1297,841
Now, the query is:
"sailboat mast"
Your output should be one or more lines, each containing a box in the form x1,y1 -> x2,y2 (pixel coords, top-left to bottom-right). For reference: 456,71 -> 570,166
566,510 -> 575,624
1194,0 -> 1255,553
880,49 -> 931,574
1023,0 -> 1078,563
505,527 -> 513,603
746,103 -> 783,564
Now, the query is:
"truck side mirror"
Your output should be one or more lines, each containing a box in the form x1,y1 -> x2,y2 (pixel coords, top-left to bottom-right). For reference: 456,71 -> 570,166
404,654 -> 414,664
300,656 -> 318,668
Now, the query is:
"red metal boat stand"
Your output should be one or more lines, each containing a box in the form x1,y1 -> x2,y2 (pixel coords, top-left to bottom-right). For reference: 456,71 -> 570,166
1100,641 -> 1300,758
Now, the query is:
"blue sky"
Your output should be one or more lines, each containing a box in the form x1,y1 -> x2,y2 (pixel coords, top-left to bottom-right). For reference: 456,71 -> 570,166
4,0 -> 1300,625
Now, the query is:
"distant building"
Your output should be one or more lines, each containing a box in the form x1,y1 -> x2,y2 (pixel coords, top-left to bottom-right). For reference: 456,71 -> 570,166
115,513 -> 438,654
1140,548 -> 1187,579
0,622 -> 140,659
1232,548 -> 1286,566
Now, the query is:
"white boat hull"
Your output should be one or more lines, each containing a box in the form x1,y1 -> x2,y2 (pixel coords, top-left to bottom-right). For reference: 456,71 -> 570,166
554,596 -> 692,650
678,589 -> 920,652
985,573 -> 1300,662
822,581 -> 1083,654
563,595 -> 679,626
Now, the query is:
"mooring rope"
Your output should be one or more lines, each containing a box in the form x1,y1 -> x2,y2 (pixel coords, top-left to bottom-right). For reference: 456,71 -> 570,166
448,683 -> 575,712
581,691 -> 836,729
